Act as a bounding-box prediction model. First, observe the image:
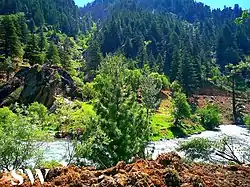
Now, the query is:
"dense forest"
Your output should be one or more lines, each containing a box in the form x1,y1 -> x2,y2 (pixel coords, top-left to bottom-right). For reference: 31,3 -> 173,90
0,0 -> 250,177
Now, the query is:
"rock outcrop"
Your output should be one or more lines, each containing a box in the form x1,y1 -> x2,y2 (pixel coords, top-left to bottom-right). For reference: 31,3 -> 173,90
0,65 -> 76,107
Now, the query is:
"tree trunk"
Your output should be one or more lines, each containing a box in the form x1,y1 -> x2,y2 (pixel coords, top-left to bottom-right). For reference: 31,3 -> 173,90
232,75 -> 237,124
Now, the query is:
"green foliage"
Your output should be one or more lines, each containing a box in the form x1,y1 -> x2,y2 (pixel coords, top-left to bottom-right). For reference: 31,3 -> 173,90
37,160 -> 62,169
180,136 -> 250,164
46,41 -> 60,65
24,34 -> 45,65
27,102 -> 48,130
198,105 -> 221,130
81,82 -> 97,101
170,81 -> 183,93
244,115 -> 250,129
75,55 -> 151,168
172,92 -> 191,126
0,57 -> 15,80
0,107 -> 47,171
235,10 -> 250,24
149,73 -> 170,90
141,72 -> 162,114
85,39 -> 102,72
51,97 -> 96,133
178,138 -> 213,161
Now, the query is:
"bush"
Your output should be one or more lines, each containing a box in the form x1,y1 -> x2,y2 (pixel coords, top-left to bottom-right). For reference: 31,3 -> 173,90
37,160 -> 62,169
0,107 -> 46,171
172,92 -> 191,125
198,105 -> 221,130
244,115 -> 250,129
178,138 -> 213,161
149,73 -> 170,89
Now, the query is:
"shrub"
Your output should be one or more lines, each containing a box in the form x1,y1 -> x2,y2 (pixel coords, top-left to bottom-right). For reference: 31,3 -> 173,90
198,105 -> 221,130
172,92 -> 191,125
37,160 -> 62,169
0,107 -> 46,171
178,138 -> 213,161
149,73 -> 170,90
28,102 -> 48,130
244,115 -> 250,129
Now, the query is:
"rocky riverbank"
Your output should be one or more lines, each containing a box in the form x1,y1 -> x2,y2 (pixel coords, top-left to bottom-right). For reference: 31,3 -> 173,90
1,153 -> 250,187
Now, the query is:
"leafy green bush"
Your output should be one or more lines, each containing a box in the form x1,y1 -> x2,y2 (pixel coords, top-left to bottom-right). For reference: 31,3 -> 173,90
198,105 -> 221,130
37,160 -> 62,169
244,115 -> 250,129
0,107 -> 47,171
172,92 -> 191,125
178,138 -> 213,161
28,102 -> 48,130
52,97 -> 96,133
149,73 -> 170,89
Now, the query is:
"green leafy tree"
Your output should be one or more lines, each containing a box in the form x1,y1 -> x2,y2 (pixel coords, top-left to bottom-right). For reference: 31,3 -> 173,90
244,115 -> 250,129
28,102 -> 48,130
60,37 -> 74,70
180,136 -> 250,165
0,107 -> 46,171
172,91 -> 191,126
140,71 -> 162,122
235,10 -> 250,24
198,104 -> 221,130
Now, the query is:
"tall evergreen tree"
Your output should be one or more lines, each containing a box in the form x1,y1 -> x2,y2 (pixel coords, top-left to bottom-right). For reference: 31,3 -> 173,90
46,42 -> 60,65
76,55 -> 150,168
86,40 -> 102,72
2,16 -> 23,60
24,34 -> 44,65
39,27 -> 47,52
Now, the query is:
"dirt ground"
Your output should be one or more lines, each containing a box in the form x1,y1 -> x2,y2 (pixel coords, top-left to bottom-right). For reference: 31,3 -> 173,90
1,153 -> 250,187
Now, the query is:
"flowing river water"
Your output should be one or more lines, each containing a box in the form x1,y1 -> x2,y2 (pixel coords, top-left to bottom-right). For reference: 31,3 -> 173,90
41,125 -> 250,166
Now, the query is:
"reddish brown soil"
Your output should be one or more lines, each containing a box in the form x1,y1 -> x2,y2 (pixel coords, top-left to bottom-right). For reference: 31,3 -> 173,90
1,153 -> 250,187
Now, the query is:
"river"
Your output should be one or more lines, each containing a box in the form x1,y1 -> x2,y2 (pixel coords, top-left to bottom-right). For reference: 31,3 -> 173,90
41,125 -> 250,165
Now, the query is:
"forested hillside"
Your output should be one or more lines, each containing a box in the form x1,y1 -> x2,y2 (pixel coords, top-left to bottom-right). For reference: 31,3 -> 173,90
82,0 -> 250,92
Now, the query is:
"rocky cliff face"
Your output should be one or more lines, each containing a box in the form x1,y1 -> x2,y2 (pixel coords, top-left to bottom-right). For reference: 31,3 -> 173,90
0,65 -> 76,107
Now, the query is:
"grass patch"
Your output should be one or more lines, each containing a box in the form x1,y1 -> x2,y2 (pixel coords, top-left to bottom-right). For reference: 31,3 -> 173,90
150,95 -> 205,141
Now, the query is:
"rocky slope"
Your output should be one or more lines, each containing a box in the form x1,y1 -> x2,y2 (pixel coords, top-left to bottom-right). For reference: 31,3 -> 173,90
1,153 -> 250,187
0,65 -> 76,107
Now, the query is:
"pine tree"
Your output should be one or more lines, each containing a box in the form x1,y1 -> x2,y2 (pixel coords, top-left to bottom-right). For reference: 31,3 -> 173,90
59,37 -> 73,70
46,42 -> 60,65
19,15 -> 29,44
216,24 -> 241,68
24,34 -> 44,65
2,16 -> 23,60
39,27 -> 47,52
170,47 -> 181,81
86,40 -> 102,72
76,55 -> 150,168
